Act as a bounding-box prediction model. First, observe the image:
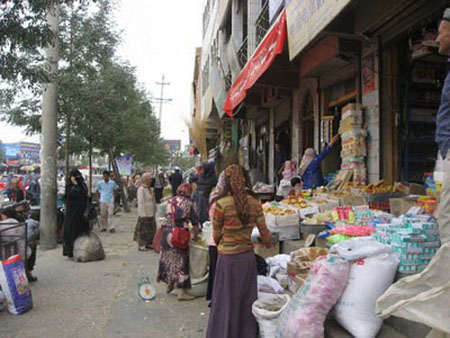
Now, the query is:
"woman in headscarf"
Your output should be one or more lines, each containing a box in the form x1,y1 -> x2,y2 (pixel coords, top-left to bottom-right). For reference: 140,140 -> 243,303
63,169 -> 90,258
196,162 -> 217,226
205,170 -> 226,305
134,173 -> 157,251
157,183 -> 199,301
299,133 -> 340,189
206,164 -> 272,338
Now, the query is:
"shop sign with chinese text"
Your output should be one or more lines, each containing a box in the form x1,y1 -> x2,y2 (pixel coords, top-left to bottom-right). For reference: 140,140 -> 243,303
286,0 -> 352,60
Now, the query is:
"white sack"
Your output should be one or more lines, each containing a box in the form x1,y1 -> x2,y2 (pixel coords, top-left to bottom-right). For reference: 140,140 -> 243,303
332,237 -> 399,338
253,294 -> 291,338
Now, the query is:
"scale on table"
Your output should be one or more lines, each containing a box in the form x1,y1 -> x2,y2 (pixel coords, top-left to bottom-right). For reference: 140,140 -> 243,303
138,275 -> 156,301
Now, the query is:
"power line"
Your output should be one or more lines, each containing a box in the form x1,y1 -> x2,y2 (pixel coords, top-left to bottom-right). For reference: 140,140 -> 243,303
155,74 -> 172,123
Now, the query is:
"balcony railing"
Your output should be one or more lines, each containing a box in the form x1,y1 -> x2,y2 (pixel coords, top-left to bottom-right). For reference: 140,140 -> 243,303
256,0 -> 270,46
237,36 -> 248,68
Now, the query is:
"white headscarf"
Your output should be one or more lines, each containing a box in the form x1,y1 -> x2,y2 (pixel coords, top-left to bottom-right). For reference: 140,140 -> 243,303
298,148 -> 316,176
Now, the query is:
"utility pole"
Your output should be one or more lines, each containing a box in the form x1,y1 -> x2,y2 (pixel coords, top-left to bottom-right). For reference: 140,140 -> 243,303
40,1 -> 60,250
155,74 -> 172,123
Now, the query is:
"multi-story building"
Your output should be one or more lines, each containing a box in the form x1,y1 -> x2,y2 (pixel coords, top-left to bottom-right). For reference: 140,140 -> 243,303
196,0 -> 448,184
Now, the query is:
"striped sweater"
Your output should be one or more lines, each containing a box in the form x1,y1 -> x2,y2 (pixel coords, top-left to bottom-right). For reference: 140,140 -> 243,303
213,195 -> 271,255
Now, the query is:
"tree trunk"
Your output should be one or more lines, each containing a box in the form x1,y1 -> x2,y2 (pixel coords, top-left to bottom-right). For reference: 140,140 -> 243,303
108,147 -> 130,213
40,2 -> 60,250
89,137 -> 93,193
64,113 -> 71,178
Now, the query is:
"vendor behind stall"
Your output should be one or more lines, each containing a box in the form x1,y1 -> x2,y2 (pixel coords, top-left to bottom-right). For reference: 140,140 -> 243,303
275,142 -> 287,183
299,134 -> 340,189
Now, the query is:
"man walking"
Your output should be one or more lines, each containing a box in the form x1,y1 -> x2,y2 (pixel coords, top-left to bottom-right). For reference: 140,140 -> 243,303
96,171 -> 119,233
436,9 -> 450,244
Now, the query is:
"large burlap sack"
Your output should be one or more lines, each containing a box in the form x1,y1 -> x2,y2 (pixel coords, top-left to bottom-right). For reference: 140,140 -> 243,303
253,294 -> 291,338
376,242 -> 450,333
73,232 -> 105,262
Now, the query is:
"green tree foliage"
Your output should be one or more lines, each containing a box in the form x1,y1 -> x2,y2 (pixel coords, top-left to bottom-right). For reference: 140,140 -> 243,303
1,0 -> 168,167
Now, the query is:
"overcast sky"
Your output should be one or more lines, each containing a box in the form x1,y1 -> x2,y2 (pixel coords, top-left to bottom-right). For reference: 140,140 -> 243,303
1,0 -> 204,148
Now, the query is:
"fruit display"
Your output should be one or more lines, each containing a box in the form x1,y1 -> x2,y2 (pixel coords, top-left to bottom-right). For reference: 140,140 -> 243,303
262,203 -> 296,216
361,180 -> 398,194
281,196 -> 311,209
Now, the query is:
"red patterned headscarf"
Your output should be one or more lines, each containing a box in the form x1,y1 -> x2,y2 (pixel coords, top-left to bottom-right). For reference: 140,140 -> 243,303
225,164 -> 249,225
176,183 -> 193,198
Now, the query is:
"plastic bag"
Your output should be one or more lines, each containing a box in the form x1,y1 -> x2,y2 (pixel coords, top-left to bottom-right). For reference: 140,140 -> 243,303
73,232 -> 105,262
267,254 -> 290,278
331,237 -> 399,338
257,275 -> 284,294
376,242 -> 450,333
0,255 -> 33,315
253,294 -> 291,338
277,255 -> 350,338
26,218 -> 40,243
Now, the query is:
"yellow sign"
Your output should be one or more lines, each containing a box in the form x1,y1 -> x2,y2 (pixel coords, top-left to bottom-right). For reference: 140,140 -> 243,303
286,0 -> 353,60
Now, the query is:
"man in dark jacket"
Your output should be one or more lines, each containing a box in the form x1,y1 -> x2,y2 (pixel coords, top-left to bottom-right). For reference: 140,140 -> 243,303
196,163 -> 217,225
169,168 -> 183,196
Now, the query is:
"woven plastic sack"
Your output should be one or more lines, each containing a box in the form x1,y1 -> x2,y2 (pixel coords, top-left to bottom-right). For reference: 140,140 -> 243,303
277,255 -> 350,338
0,255 -> 33,315
189,242 -> 208,279
376,242 -> 450,333
331,237 -> 399,338
253,294 -> 291,338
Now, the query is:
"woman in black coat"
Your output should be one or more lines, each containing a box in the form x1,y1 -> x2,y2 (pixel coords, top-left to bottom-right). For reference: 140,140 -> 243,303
63,169 -> 90,258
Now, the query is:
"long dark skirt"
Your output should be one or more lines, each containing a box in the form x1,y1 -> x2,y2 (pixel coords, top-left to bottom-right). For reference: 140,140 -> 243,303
206,245 -> 218,301
157,229 -> 191,289
63,213 -> 89,257
206,251 -> 258,338
133,217 -> 156,247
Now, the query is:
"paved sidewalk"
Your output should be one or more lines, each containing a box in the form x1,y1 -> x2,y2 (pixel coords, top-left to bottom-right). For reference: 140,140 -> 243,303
0,209 -> 208,338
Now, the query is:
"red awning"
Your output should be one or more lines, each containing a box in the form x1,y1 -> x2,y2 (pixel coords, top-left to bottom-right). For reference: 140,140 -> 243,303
223,10 -> 287,117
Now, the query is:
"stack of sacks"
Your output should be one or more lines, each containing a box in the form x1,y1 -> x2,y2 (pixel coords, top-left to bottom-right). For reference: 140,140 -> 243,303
287,248 -> 328,293
266,254 -> 291,289
375,214 -> 440,274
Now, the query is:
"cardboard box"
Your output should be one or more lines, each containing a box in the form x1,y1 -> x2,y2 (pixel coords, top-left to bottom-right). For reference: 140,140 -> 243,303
389,198 -> 418,217
407,183 -> 426,195
288,273 -> 308,293
340,195 -> 367,206
287,261 -> 309,275
254,242 -> 279,259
